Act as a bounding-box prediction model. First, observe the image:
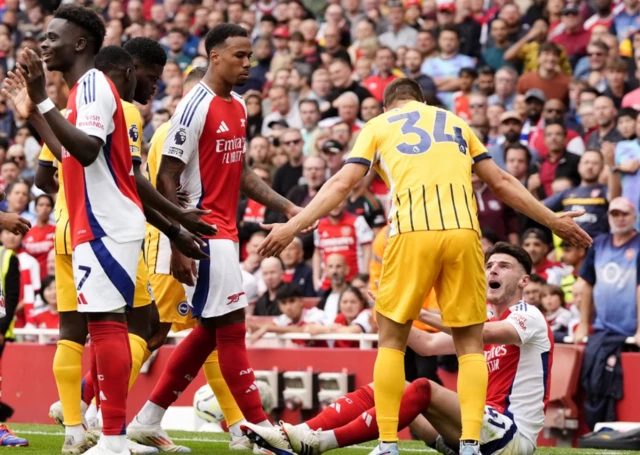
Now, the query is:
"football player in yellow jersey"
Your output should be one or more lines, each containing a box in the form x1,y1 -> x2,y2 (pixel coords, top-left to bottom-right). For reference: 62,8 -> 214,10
258,78 -> 592,455
30,43 -> 213,454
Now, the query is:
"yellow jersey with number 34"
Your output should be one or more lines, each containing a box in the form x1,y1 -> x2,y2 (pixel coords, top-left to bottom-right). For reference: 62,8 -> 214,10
37,101 -> 144,255
345,100 -> 490,238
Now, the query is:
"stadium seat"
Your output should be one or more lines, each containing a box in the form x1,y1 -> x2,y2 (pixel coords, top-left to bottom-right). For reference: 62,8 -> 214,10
545,344 -> 584,431
302,297 -> 321,308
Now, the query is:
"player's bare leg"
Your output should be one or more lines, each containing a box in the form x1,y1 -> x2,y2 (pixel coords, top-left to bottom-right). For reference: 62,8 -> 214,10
52,311 -> 90,454
450,323 -> 487,454
372,312 -> 413,455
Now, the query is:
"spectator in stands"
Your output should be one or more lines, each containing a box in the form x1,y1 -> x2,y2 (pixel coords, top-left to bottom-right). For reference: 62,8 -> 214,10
319,92 -> 364,132
482,18 -> 510,71
612,0 -> 640,43
324,59 -> 372,119
346,177 -> 386,234
254,257 -> 285,316
262,85 -> 302,136
299,99 -> 321,156
541,284 -> 572,341
472,172 -> 519,243
587,96 -> 623,150
245,93 -> 264,141
362,47 -> 399,103
320,139 -> 348,178
0,160 -> 20,192
543,150 -> 610,238
378,0 -> 418,51
280,238 -> 315,297
530,99 -> 586,158
531,121 -> 581,198
313,199 -> 373,291
402,49 -> 435,102
517,42 -> 571,103
488,111 -> 526,170
488,67 -> 518,110
521,228 -> 565,284
304,285 -> 374,347
273,129 -> 304,197
421,26 -> 474,111
3,181 -> 35,225
577,197 -> 640,429
238,165 -> 271,254
551,3 -> 590,62
250,283 -> 329,347
611,116 -> 640,222
248,136 -> 271,167
360,97 -> 382,122
602,58 -> 632,109
521,89 -> 545,144
523,273 -> 546,310
31,275 -> 59,332
615,108 -> 638,140
574,40 -> 609,88
350,274 -> 374,308
505,144 -> 532,186
317,253 -> 350,321
23,195 -> 55,280
451,68 -> 476,121
559,240 -> 587,304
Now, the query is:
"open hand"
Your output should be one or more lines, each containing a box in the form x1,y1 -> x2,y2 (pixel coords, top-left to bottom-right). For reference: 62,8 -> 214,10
176,185 -> 190,208
551,210 -> 592,248
172,227 -> 210,260
178,207 -> 218,237
258,222 -> 297,257
16,49 -> 48,105
2,70 -> 34,118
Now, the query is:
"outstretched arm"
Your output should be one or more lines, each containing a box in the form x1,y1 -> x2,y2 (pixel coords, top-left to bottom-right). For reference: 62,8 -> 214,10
258,162 -> 368,257
241,158 -> 296,217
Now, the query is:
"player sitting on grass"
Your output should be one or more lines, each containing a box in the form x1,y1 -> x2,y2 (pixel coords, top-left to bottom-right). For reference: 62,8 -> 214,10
244,242 -> 552,455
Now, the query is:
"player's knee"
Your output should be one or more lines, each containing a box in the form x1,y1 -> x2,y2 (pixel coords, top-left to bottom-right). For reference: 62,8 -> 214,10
58,313 -> 88,345
127,306 -> 152,340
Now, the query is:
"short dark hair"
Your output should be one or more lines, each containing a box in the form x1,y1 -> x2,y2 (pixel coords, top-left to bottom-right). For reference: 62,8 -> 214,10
541,284 -> 566,307
94,45 -> 134,73
35,193 -> 54,207
581,87 -> 601,98
607,57 -> 628,72
276,283 -> 303,302
299,98 -> 320,111
589,39 -> 609,53
123,37 -> 167,68
439,24 -> 459,39
485,242 -> 533,275
340,285 -> 367,308
383,78 -> 424,107
459,67 -> 478,78
544,119 -> 566,133
529,273 -> 546,284
260,13 -> 277,24
538,41 -> 561,57
505,143 -> 532,165
481,228 -> 500,246
204,23 -> 248,56
40,275 -> 56,304
54,4 -> 105,54
478,65 -> 495,77
185,66 -> 207,85
618,107 -> 638,121
2,159 -> 19,168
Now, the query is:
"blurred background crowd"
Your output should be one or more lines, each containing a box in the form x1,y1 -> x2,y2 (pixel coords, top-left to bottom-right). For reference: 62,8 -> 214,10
0,0 -> 638,385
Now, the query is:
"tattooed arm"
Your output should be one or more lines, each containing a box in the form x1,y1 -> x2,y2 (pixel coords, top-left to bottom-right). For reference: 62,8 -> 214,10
240,157 -> 298,217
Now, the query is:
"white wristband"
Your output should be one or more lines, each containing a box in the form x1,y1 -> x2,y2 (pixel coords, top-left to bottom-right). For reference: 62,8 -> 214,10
37,98 -> 55,114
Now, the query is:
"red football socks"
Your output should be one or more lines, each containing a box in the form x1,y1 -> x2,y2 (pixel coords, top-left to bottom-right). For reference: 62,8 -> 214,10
334,378 -> 432,448
88,321 -> 131,436
149,325 -> 217,409
81,372 -> 95,406
217,323 -> 267,424
307,385 -> 375,431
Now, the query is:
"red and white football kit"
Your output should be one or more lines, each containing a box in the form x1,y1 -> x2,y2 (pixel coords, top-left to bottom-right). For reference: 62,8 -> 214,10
23,223 -> 55,280
163,82 -> 248,319
478,302 -> 554,454
273,307 -> 330,347
314,212 -> 374,289
62,69 -> 146,312
13,250 -> 40,328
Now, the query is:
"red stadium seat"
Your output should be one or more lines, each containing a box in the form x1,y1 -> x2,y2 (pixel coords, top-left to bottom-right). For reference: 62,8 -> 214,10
545,344 -> 584,431
302,297 -> 320,308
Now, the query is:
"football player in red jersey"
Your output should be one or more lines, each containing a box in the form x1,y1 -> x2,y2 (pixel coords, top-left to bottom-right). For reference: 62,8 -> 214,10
127,24 -> 305,452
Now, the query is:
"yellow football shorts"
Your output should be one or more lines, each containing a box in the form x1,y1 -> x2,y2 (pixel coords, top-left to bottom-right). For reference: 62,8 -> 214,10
149,273 -> 196,332
376,229 -> 486,327
56,251 -> 152,312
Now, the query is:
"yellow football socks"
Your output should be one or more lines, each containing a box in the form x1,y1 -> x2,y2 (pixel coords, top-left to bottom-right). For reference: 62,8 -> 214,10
52,340 -> 84,426
204,350 -> 244,427
128,333 -> 148,391
458,353 -> 488,441
374,347 -> 406,442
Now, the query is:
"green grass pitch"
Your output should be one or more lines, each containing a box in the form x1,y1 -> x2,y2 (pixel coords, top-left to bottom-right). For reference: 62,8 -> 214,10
5,423 -> 638,454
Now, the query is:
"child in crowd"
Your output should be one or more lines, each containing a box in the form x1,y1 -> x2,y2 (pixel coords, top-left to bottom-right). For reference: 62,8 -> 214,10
541,284 -> 572,342
304,286 -> 374,347
249,283 -> 329,347
31,276 -> 59,338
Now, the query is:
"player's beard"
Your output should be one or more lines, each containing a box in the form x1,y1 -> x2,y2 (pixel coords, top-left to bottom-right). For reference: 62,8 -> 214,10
493,280 -> 519,307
